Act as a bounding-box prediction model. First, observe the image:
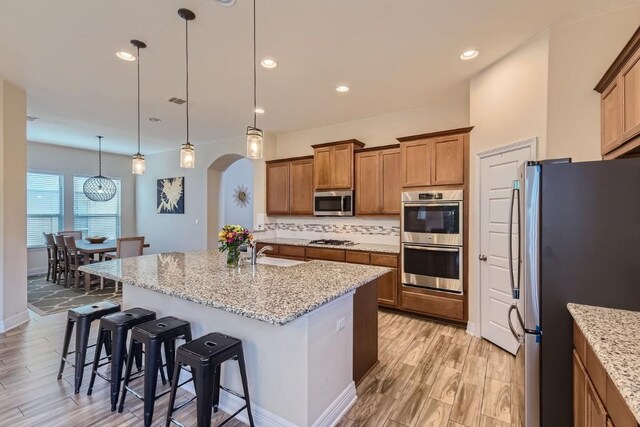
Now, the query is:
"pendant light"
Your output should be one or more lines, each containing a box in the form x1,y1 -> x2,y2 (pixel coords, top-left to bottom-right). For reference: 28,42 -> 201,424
131,39 -> 147,175
84,136 -> 117,202
246,0 -> 263,159
178,8 -> 196,168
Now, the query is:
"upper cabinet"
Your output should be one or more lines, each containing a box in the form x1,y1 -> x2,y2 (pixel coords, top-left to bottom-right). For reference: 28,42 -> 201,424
312,140 -> 364,190
266,156 -> 314,216
397,127 -> 472,188
595,26 -> 640,159
355,146 -> 401,215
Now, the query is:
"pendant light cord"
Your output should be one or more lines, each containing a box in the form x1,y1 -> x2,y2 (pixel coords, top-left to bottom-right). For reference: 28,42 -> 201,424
98,136 -> 103,176
185,17 -> 190,144
253,0 -> 257,128
137,46 -> 141,154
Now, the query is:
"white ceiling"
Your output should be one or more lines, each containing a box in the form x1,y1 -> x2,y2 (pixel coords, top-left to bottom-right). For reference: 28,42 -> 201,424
0,0 -> 635,154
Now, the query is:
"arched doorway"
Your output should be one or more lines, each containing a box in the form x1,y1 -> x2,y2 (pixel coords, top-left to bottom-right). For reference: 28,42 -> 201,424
206,154 -> 255,250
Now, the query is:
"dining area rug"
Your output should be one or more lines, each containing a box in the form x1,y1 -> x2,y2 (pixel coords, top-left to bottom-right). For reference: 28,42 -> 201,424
27,275 -> 122,315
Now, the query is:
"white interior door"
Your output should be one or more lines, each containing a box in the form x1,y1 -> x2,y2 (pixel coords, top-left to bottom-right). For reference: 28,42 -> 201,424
479,143 -> 534,355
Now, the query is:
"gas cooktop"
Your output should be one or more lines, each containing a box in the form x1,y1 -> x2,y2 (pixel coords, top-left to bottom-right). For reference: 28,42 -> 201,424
308,239 -> 356,246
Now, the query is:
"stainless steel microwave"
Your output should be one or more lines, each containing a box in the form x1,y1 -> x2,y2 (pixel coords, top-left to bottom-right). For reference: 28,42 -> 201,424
314,191 -> 354,216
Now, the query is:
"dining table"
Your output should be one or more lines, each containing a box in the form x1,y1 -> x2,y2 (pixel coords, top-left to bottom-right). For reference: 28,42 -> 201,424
75,239 -> 150,291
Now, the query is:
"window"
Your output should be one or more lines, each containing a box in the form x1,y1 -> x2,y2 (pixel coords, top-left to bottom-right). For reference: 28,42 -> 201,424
27,172 -> 64,248
73,176 -> 121,239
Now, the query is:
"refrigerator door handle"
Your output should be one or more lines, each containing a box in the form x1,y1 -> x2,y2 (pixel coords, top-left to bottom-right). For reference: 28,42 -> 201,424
508,181 -> 521,299
508,304 -> 525,343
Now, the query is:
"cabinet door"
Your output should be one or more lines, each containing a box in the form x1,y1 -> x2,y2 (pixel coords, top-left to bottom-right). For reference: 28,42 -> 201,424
574,350 -> 587,427
432,135 -> 464,185
380,148 -> 401,215
314,147 -> 333,190
401,139 -> 432,187
601,78 -> 624,155
621,49 -> 640,141
290,159 -> 314,215
377,269 -> 398,307
355,151 -> 381,215
586,377 -> 608,427
266,162 -> 290,215
333,144 -> 354,189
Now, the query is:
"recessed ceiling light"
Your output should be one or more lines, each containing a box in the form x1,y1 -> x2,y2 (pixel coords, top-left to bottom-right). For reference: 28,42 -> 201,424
260,58 -> 277,69
336,85 -> 350,93
116,51 -> 136,62
459,50 -> 479,60
254,107 -> 265,114
26,116 -> 39,122
149,117 -> 162,122
215,0 -> 236,6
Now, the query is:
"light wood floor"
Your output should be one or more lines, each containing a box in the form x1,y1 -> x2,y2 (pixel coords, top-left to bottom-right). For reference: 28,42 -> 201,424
0,309 -> 517,426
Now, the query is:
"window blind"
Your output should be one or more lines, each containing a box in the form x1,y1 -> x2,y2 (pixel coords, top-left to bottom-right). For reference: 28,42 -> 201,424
27,172 -> 64,248
73,176 -> 121,239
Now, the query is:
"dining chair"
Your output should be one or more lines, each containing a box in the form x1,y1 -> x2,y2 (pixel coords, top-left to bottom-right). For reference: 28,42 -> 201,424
102,237 -> 145,292
43,232 -> 58,283
59,230 -> 83,240
64,236 -> 84,289
54,234 -> 69,287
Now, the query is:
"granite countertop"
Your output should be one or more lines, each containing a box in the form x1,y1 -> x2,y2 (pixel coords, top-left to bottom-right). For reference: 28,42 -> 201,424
567,303 -> 640,424
256,237 -> 400,254
80,251 -> 390,326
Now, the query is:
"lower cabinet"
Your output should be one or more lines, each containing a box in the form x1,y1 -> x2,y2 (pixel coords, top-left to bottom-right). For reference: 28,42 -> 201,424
573,322 -> 639,427
400,288 -> 464,321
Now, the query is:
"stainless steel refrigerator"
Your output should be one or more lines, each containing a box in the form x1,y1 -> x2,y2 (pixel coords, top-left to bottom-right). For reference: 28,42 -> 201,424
507,158 -> 640,426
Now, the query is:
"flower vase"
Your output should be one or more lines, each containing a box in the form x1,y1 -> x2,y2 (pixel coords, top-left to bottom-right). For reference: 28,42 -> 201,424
226,246 -> 241,268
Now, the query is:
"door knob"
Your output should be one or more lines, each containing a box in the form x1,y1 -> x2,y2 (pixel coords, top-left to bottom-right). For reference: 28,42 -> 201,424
479,254 -> 487,261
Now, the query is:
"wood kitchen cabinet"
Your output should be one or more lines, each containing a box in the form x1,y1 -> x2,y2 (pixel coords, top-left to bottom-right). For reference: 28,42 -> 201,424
266,156 -> 314,216
312,140 -> 364,190
397,127 -> 472,188
596,26 -> 640,159
355,146 -> 401,216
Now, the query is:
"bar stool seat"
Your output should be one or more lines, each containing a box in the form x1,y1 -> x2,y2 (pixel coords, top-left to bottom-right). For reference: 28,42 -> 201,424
166,332 -> 255,427
57,300 -> 121,394
118,316 -> 192,427
87,307 -> 158,411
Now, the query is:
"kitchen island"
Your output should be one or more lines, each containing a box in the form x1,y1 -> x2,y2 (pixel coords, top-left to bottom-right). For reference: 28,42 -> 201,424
80,251 -> 391,427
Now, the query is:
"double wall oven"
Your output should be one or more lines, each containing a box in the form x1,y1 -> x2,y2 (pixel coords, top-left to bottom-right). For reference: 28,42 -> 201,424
401,190 -> 464,294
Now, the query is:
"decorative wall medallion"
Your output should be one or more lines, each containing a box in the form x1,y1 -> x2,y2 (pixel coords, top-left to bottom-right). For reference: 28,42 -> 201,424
157,177 -> 185,214
232,185 -> 251,208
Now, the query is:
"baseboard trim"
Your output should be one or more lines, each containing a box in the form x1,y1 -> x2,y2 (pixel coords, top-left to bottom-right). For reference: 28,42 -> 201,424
28,267 -> 47,277
181,380 -> 356,427
466,320 -> 480,337
311,381 -> 357,427
0,310 -> 30,333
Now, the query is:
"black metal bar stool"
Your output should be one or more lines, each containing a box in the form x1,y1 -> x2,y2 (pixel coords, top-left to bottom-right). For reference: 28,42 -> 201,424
118,316 -> 192,427
86,307 -> 160,411
57,301 -> 121,394
165,332 -> 255,427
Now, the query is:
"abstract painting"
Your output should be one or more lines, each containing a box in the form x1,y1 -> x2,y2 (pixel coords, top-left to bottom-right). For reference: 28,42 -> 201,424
157,177 -> 184,214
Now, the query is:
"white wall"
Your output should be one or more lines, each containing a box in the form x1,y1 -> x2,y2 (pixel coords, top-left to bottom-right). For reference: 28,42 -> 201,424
221,158 -> 254,230
276,99 -> 470,158
26,141 -> 137,275
468,31 -> 550,333
547,5 -> 640,161
1,79 -> 29,331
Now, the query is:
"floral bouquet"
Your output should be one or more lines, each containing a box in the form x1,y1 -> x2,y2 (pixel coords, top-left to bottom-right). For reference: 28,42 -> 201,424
218,225 -> 253,268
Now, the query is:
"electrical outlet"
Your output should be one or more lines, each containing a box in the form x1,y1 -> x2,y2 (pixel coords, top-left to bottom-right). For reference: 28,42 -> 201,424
336,317 -> 346,332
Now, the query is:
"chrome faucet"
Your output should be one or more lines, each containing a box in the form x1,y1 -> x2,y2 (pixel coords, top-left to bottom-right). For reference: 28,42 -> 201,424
251,245 -> 273,265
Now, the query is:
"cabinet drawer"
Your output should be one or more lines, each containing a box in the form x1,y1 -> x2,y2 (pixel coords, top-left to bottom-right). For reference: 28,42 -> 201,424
371,253 -> 398,268
278,245 -> 305,259
574,321 -> 587,363
346,251 -> 370,265
401,291 -> 463,320
256,243 -> 278,255
586,342 -> 608,403
305,247 -> 346,262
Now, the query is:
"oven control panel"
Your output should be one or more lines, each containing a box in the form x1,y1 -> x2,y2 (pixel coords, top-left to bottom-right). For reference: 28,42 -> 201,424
418,193 -> 443,200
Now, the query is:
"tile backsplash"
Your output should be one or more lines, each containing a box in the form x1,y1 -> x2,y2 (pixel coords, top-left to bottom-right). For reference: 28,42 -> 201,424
259,216 -> 400,245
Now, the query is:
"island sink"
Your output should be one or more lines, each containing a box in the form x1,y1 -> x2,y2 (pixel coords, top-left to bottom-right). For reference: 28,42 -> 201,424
255,256 -> 305,267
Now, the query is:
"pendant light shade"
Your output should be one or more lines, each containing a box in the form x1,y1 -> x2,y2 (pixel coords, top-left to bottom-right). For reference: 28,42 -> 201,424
84,136 -> 117,202
131,39 -> 147,175
246,0 -> 264,159
178,8 -> 196,168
